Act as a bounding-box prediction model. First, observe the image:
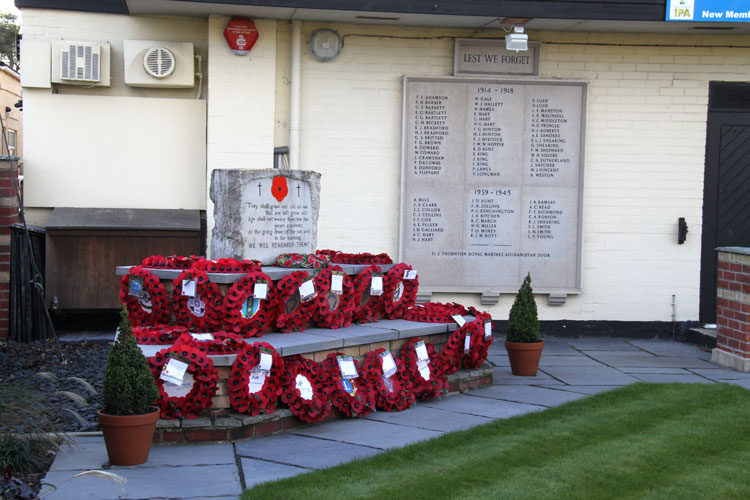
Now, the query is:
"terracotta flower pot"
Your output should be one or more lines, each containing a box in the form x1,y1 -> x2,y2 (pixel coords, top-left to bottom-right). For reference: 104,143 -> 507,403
505,340 -> 545,376
98,408 -> 159,466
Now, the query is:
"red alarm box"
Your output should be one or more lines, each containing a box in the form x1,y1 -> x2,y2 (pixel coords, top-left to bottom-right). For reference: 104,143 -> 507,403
223,18 -> 259,55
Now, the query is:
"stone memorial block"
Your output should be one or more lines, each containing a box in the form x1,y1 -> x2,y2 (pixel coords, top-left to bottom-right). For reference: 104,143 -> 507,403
210,169 -> 321,264
400,77 -> 586,294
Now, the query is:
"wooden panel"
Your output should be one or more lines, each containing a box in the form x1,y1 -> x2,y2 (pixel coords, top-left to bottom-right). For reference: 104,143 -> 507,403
46,232 -> 200,310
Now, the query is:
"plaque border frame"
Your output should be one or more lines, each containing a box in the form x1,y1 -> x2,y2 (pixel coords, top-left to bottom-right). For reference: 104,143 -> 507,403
453,39 -> 541,77
398,76 -> 588,296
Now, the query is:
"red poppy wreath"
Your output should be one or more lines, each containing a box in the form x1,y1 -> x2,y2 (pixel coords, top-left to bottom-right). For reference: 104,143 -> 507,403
149,344 -> 219,420
191,257 -> 261,274
402,302 -> 470,323
320,352 -> 376,418
312,266 -> 355,329
227,342 -> 284,416
120,266 -> 170,326
278,355 -> 332,423
351,265 -> 385,324
131,324 -> 190,345
222,271 -> 277,338
361,348 -> 415,412
172,269 -> 224,332
439,323 -> 469,376
399,338 -> 446,401
382,263 -> 419,320
273,270 -> 316,333
141,254 -> 193,269
460,313 -> 494,370
174,331 -> 247,355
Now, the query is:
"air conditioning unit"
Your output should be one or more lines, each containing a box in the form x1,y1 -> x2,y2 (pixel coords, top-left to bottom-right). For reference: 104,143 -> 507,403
51,41 -> 111,86
123,40 -> 195,88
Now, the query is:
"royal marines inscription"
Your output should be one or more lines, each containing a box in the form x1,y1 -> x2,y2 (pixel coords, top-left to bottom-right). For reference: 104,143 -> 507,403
400,77 -> 586,293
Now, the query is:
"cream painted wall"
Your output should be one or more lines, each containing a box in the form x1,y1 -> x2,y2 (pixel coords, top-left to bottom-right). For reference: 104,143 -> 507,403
205,16 -> 277,254
20,8 -> 208,210
271,23 -> 750,322
24,92 -> 206,209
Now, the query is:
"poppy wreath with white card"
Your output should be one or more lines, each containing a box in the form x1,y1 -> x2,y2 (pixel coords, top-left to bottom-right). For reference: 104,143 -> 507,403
382,263 -> 419,320
460,309 -> 494,369
278,355 -> 332,423
401,302 -> 470,323
361,348 -> 415,412
131,324 -> 190,345
274,270 -> 317,333
172,269 -> 224,332
439,324 -> 470,376
149,344 -> 219,420
320,352 -> 376,418
399,338 -> 446,400
174,331 -> 246,355
227,342 -> 284,416
351,265 -> 385,324
312,266 -> 356,329
222,271 -> 277,338
120,266 -> 170,326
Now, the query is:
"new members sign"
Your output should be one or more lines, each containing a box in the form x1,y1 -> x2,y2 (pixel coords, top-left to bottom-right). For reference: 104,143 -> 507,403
667,0 -> 750,21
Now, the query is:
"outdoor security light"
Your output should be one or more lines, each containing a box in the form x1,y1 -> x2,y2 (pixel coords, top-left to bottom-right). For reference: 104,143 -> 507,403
505,26 -> 528,52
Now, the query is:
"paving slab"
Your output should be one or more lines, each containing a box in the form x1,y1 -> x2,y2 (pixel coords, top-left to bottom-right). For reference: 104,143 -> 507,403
360,319 -> 448,338
49,440 -> 236,472
591,355 -> 715,369
578,349 -> 654,357
689,368 -> 750,381
241,457 -> 308,488
365,404 -> 493,432
235,433 -> 378,469
631,373 -> 715,384
618,367 -> 692,374
292,419 -> 443,449
629,340 -> 711,358
469,385 -> 588,407
41,464 -> 242,500
537,385 -> 620,396
563,339 -> 640,351
420,393 -> 545,419
305,325 -> 398,347
539,355 -> 604,367
486,354 -> 510,367
493,367 -> 564,385
538,340 -> 582,356
260,331 -> 343,356
542,365 -> 639,386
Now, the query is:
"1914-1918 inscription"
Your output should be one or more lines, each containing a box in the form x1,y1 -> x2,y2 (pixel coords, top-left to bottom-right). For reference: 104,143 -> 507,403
400,77 -> 586,294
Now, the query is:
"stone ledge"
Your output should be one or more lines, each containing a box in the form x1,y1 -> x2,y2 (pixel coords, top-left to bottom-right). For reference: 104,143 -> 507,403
711,348 -> 750,372
152,364 -> 493,444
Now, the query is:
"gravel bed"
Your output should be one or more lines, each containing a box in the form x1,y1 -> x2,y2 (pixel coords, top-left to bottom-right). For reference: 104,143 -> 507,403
0,339 -> 111,432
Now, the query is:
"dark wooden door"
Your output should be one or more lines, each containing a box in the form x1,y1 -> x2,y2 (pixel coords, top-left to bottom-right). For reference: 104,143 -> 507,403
700,83 -> 750,324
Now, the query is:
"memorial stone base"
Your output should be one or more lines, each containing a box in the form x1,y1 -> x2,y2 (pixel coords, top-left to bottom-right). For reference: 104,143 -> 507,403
711,247 -> 750,372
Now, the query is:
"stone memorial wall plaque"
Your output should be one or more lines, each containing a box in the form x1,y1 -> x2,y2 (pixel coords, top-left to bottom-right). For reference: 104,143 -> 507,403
399,77 -> 586,294
210,169 -> 321,264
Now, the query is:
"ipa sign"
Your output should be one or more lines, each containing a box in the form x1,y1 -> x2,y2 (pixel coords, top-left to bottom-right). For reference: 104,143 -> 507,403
399,77 -> 587,295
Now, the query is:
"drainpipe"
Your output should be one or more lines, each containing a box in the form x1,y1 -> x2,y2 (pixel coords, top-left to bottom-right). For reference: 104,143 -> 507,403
289,19 -> 302,170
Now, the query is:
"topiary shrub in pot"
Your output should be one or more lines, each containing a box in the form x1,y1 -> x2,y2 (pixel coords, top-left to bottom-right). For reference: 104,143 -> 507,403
98,309 -> 160,466
505,273 -> 545,376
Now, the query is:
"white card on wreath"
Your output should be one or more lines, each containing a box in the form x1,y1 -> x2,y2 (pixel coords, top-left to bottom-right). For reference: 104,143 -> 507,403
248,369 -> 267,394
464,334 -> 471,354
404,269 -> 418,280
484,321 -> 492,339
452,315 -> 466,327
254,282 -> 268,300
161,358 -> 189,386
331,274 -> 344,294
190,333 -> 214,342
370,275 -> 383,296
258,352 -> 273,372
337,356 -> 358,379
299,278 -> 316,301
380,350 -> 397,378
415,341 -> 429,362
181,279 -> 196,297
295,374 -> 314,400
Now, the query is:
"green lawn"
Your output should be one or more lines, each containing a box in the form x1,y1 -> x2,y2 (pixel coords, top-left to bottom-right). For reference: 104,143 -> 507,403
243,383 -> 750,500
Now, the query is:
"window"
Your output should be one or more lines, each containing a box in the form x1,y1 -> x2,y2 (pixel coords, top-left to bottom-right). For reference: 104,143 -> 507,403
7,129 -> 16,156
